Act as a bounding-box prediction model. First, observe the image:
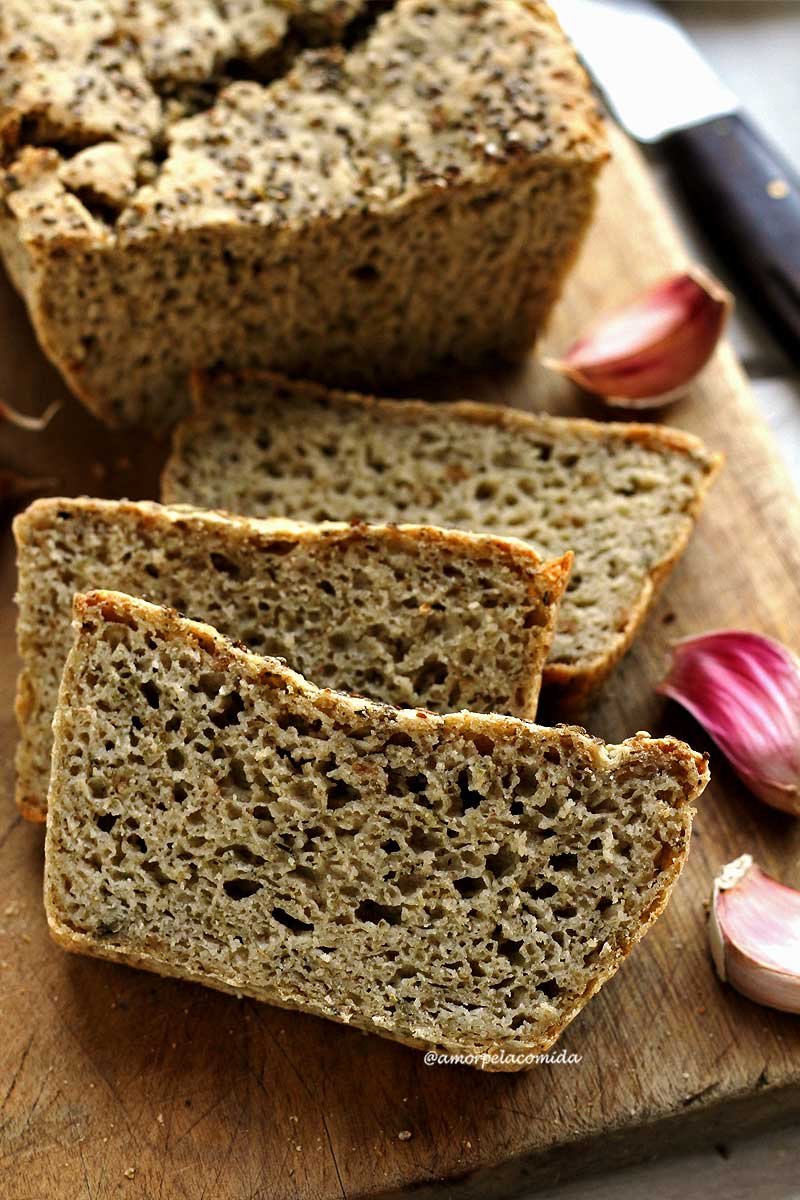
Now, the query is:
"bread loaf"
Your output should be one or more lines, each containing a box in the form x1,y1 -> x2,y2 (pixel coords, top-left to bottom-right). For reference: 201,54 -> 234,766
0,0 -> 606,426
14,497 -> 569,820
45,590 -> 709,1069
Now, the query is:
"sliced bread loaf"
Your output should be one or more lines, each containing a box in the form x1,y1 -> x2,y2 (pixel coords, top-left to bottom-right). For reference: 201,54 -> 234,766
0,0 -> 605,425
14,497 -> 569,821
163,372 -> 723,708
45,590 -> 709,1070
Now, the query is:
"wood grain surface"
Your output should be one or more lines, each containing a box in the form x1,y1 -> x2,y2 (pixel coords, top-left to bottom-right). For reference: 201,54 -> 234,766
1,127 -> 799,1200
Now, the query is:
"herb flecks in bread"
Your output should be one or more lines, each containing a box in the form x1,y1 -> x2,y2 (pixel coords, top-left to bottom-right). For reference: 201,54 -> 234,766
0,1 -> 606,425
45,590 -> 709,1070
14,497 -> 569,820
164,372 -> 722,707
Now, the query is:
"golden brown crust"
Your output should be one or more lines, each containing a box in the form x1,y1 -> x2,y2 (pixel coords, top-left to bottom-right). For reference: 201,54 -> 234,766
68,586 -> 709,794
181,367 -> 717,463
544,445 -> 723,713
18,493 -> 555,569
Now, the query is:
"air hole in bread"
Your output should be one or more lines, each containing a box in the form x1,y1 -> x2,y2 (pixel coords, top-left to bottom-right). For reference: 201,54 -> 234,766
224,759 -> 250,790
454,767 -> 482,814
498,937 -> 524,965
208,550 -> 243,579
413,659 -> 448,693
224,878 -> 262,900
326,779 -> 360,810
526,880 -> 557,900
485,848 -> 517,878
272,905 -> 312,931
355,899 -> 403,926
223,844 -> 265,866
140,680 -> 160,709
210,691 -> 245,729
350,263 -> 380,283
454,876 -> 485,899
277,711 -> 323,737
143,860 -> 173,886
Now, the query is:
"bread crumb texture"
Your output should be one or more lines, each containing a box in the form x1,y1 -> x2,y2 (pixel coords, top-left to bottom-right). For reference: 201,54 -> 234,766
165,373 -> 722,695
0,1 -> 606,423
14,497 -> 569,819
44,590 -> 709,1069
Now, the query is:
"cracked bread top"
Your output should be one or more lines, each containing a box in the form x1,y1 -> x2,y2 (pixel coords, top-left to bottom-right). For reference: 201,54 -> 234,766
0,1 -> 364,146
1,0 -> 605,244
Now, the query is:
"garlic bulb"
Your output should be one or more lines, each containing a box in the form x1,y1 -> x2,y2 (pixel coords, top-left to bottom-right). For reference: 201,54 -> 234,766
710,855 -> 800,1014
545,269 -> 732,408
658,631 -> 800,816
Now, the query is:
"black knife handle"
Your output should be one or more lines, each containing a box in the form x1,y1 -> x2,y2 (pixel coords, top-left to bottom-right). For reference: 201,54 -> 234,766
663,113 -> 800,361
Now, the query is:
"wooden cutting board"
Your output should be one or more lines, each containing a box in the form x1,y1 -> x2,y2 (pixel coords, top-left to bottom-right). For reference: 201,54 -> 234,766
2,127 -> 799,1200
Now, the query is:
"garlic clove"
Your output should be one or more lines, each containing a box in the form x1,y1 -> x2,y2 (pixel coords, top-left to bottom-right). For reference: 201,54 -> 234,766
658,630 -> 800,816
544,268 -> 732,408
710,855 -> 800,1014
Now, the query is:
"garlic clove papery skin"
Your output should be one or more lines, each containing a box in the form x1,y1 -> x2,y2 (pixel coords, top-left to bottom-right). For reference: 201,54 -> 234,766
658,631 -> 800,816
710,855 -> 800,1014
544,268 -> 732,408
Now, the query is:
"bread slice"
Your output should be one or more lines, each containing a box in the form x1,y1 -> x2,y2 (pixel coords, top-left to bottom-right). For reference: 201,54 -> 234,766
163,371 -> 723,708
13,497 -> 570,821
0,0 -> 605,426
45,590 -> 709,1070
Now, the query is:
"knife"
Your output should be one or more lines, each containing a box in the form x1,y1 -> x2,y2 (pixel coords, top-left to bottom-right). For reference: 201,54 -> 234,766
552,0 -> 800,360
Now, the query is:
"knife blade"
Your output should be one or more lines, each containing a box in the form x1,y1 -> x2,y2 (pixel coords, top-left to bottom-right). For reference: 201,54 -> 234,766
552,0 -> 736,143
552,0 -> 800,361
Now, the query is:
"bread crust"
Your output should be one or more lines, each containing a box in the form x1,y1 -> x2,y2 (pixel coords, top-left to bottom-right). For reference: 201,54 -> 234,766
44,590 -> 709,1070
180,367 -> 720,460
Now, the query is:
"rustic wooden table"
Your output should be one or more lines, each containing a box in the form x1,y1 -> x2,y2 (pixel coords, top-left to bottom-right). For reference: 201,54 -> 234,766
537,5 -> 800,1197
